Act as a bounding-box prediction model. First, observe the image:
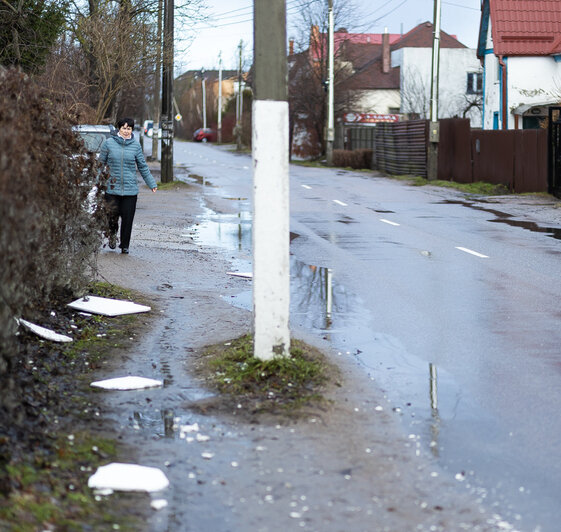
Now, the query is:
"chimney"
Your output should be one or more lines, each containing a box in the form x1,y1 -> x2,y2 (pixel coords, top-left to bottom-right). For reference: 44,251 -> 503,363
382,27 -> 390,74
289,38 -> 294,56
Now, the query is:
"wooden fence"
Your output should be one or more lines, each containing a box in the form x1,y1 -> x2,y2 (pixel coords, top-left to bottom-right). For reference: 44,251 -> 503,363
347,118 -> 549,193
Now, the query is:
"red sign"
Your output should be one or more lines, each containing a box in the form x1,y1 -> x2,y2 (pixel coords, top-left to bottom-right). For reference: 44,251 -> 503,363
344,113 -> 400,124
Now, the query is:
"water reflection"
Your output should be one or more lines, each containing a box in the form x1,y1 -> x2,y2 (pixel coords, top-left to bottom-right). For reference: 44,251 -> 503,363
188,208 -> 252,252
429,363 -> 441,458
291,259 -> 339,333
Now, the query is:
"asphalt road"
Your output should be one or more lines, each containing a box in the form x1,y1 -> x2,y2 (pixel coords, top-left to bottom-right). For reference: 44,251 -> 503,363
171,139 -> 561,532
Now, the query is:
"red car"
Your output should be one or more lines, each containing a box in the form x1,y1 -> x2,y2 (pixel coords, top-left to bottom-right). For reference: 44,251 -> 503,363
193,128 -> 216,142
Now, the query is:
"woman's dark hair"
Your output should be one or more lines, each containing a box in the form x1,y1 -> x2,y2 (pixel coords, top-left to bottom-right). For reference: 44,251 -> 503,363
117,117 -> 135,129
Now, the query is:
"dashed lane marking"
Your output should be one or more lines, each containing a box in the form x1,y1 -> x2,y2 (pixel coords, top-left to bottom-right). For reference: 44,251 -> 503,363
301,185 -> 312,189
455,246 -> 489,258
380,218 -> 400,226
333,200 -> 347,206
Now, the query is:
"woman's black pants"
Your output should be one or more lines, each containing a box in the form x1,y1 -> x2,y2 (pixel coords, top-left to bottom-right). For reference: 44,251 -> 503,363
105,193 -> 138,250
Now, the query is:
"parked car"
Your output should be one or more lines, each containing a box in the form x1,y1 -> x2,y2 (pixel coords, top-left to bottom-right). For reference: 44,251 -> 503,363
72,124 -> 115,154
193,128 -> 216,142
143,120 -> 153,136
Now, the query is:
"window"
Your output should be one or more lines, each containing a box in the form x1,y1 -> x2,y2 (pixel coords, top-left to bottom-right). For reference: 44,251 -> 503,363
467,72 -> 483,94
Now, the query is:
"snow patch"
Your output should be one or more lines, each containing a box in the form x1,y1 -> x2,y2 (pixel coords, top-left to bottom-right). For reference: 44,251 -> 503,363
88,463 -> 169,492
68,295 -> 151,316
90,376 -> 163,390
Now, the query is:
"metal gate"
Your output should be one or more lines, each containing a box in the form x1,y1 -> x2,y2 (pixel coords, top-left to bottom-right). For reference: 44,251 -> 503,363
548,106 -> 561,197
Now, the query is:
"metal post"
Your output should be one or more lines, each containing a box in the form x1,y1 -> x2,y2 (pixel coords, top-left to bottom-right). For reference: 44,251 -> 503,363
160,0 -> 174,183
253,0 -> 290,360
326,0 -> 335,165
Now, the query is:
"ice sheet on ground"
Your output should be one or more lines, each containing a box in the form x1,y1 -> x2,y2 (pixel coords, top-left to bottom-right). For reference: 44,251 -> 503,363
226,272 -> 253,278
18,319 -> 73,343
88,463 -> 169,492
90,376 -> 163,390
67,295 -> 151,316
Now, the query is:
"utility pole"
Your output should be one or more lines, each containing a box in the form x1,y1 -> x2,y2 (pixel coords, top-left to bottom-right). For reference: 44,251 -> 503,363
218,52 -> 223,143
236,40 -> 243,151
160,0 -> 174,183
253,0 -> 290,360
151,0 -> 163,161
326,0 -> 335,165
201,67 -> 207,129
427,0 -> 441,181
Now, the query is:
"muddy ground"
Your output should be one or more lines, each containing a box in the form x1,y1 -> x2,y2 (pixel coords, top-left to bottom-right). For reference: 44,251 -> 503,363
87,164 -> 561,532
5,161 -> 560,531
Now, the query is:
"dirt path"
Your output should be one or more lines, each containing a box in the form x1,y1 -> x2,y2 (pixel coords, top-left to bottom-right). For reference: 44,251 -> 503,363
94,172 -> 518,532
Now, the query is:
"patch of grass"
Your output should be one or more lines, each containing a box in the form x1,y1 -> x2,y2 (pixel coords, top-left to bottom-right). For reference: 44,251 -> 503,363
0,432 -> 143,532
199,335 -> 339,417
0,281 -> 155,531
410,178 -> 510,195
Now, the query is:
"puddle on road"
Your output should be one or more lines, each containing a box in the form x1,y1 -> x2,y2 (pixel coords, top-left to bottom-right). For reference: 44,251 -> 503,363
437,199 -> 561,240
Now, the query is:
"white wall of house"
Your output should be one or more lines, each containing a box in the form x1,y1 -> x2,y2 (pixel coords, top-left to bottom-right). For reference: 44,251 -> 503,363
392,47 -> 483,127
350,89 -> 401,114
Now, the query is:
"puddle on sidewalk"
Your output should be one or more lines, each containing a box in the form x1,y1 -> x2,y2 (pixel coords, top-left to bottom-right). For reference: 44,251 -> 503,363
187,207 -> 252,252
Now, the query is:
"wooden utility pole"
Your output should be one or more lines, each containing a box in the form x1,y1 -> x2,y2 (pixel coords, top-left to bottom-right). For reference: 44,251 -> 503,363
253,0 -> 290,360
160,0 -> 174,183
151,0 -> 163,161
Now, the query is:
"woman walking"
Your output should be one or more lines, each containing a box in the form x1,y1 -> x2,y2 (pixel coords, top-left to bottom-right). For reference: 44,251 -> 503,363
99,117 -> 157,254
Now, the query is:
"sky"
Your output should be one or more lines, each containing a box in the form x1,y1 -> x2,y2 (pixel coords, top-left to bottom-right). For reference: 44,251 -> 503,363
175,0 -> 482,73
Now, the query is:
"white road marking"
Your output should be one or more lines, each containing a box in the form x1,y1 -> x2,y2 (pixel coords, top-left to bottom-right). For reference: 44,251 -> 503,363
456,246 -> 489,258
333,199 -> 347,206
301,184 -> 312,189
380,218 -> 400,226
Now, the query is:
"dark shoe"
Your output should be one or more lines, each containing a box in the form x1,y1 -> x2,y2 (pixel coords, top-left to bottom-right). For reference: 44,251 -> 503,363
121,248 -> 129,254
108,234 -> 117,249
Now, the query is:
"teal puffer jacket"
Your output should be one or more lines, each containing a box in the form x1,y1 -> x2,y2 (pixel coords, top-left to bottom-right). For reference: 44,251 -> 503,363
99,134 -> 157,196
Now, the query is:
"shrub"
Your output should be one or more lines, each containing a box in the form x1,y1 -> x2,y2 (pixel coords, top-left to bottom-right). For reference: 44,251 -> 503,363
333,148 -> 373,169
0,67 -> 107,415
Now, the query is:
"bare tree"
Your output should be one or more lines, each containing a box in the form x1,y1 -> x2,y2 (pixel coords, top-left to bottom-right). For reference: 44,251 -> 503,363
288,0 -> 369,158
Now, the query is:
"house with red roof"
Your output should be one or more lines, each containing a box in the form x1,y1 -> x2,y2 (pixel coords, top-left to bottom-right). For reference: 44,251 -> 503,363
314,22 -> 481,124
289,21 -> 482,157
477,0 -> 561,130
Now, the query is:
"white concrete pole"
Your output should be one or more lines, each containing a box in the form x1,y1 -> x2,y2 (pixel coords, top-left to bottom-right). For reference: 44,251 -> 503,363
201,68 -> 207,130
326,0 -> 335,165
253,0 -> 290,360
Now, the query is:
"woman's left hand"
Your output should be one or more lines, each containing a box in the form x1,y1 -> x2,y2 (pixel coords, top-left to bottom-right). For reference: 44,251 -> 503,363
152,188 -> 157,192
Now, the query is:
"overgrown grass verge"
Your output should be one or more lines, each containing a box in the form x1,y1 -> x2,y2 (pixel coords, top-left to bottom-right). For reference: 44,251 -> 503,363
0,282 -> 153,531
196,335 -> 341,419
409,177 -> 511,195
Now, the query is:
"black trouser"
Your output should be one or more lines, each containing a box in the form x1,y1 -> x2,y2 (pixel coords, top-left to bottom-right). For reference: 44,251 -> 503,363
105,194 -> 138,250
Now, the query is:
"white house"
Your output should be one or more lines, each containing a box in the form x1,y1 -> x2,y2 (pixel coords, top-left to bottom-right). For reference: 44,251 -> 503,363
391,22 -> 483,127
477,0 -> 561,130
